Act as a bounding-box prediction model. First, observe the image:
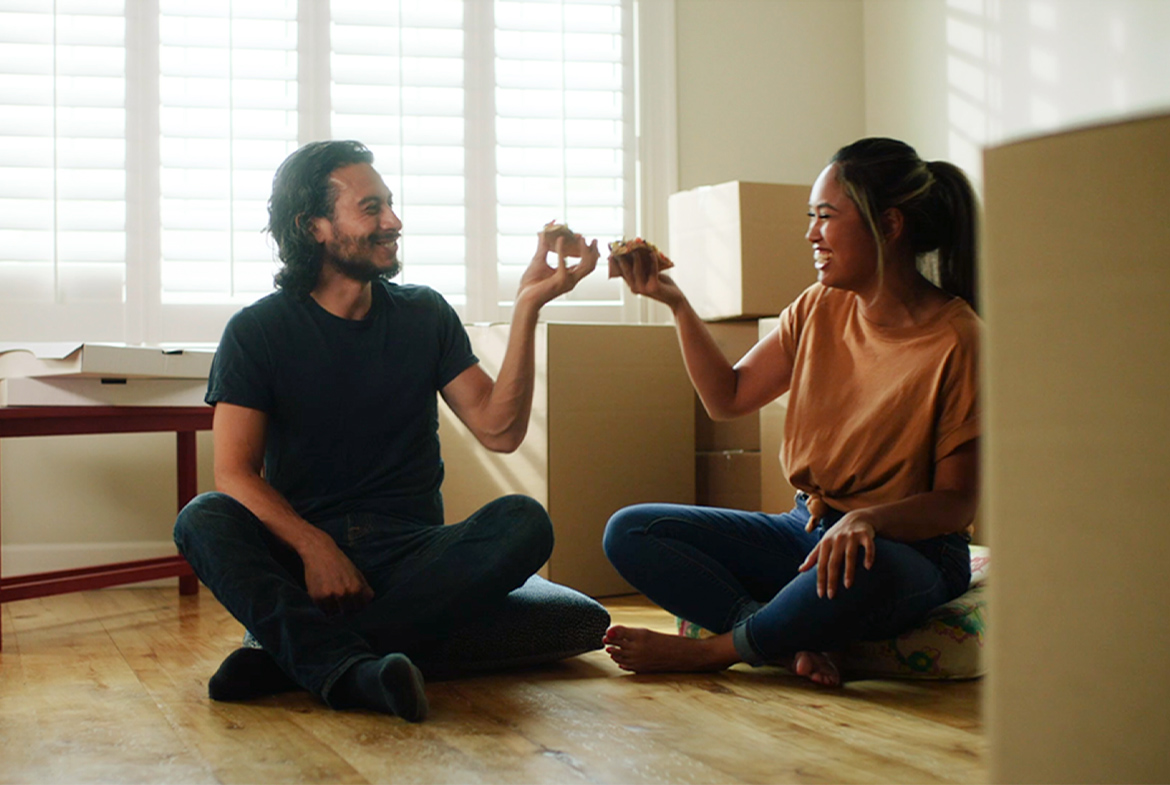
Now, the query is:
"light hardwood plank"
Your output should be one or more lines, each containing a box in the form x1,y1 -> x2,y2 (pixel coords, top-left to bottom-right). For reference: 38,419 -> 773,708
0,599 -> 49,784
0,588 -> 987,784
84,589 -> 368,785
3,592 -> 214,784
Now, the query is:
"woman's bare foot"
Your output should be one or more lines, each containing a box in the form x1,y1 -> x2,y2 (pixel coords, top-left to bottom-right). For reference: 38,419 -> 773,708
603,625 -> 740,673
789,650 -> 842,687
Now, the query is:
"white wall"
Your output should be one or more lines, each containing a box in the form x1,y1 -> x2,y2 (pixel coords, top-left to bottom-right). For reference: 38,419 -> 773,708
0,430 -> 214,578
863,0 -> 1170,183
675,0 -> 866,191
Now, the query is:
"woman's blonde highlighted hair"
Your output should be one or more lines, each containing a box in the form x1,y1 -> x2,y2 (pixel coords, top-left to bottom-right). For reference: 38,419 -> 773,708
830,138 -> 979,311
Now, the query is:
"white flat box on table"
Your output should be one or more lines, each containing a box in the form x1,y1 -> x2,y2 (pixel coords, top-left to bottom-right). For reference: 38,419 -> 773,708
439,323 -> 695,597
668,181 -> 816,321
0,343 -> 214,380
0,343 -> 213,407
0,377 -> 208,407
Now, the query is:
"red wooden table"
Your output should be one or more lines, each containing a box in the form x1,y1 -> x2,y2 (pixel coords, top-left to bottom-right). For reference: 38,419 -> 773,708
0,405 -> 214,650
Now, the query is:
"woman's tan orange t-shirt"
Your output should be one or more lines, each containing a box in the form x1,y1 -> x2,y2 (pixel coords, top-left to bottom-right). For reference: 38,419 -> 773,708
777,283 -> 980,519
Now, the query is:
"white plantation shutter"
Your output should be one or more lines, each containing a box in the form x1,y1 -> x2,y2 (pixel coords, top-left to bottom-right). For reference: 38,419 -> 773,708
157,0 -> 298,305
330,0 -> 468,308
0,0 -> 635,342
494,0 -> 631,320
0,0 -> 127,328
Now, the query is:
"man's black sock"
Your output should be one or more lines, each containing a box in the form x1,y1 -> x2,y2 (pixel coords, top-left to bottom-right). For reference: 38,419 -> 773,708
208,647 -> 301,702
328,653 -> 429,722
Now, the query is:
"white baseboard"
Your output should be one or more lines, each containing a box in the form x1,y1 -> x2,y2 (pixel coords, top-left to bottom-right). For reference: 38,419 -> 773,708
1,540 -> 182,587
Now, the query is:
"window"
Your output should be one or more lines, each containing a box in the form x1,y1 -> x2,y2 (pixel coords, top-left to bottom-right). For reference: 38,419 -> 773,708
158,1 -> 299,306
0,0 -> 128,340
0,0 -> 635,344
492,0 -> 631,322
330,1 -> 469,309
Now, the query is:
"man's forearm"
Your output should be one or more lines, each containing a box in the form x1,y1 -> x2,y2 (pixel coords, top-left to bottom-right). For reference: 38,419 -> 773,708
453,235 -> 597,452
215,470 -> 330,558
470,292 -> 543,451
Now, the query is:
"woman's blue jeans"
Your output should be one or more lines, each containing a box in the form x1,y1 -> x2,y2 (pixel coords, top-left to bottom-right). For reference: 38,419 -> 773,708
174,492 -> 553,704
603,493 -> 970,665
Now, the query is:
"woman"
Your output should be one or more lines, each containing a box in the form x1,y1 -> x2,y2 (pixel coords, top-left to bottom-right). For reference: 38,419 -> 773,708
603,138 -> 980,686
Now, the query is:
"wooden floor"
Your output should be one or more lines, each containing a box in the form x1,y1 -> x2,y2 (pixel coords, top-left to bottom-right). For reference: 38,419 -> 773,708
0,586 -> 985,784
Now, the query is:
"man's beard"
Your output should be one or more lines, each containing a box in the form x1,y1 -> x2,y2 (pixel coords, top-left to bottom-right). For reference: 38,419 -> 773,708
324,232 -> 401,282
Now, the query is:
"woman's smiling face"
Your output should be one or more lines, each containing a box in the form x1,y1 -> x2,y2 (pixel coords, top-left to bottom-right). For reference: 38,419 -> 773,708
805,163 -> 880,296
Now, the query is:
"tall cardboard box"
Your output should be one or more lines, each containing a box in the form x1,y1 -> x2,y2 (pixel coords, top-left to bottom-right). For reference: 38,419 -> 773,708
983,114 -> 1170,784
693,323 -> 767,511
696,450 -> 760,511
695,321 -> 761,452
439,323 -> 695,597
757,318 -> 800,514
668,181 -> 815,321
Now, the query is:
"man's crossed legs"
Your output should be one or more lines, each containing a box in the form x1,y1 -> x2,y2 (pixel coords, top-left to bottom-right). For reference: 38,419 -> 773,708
174,493 -> 606,721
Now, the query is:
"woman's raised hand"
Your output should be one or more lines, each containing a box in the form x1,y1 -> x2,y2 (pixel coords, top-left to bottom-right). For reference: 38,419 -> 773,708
609,244 -> 685,310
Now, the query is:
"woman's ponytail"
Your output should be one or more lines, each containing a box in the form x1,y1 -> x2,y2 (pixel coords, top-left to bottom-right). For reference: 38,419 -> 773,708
831,139 -> 980,313
925,160 -> 979,312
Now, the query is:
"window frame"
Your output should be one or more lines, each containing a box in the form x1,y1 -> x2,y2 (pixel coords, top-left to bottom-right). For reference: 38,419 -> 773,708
0,0 -> 677,345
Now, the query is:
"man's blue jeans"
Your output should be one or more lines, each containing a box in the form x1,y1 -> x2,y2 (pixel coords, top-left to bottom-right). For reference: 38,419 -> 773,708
603,493 -> 971,665
174,492 -> 553,704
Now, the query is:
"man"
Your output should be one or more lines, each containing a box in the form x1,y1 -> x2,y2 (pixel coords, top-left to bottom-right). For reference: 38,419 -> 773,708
174,140 -> 608,722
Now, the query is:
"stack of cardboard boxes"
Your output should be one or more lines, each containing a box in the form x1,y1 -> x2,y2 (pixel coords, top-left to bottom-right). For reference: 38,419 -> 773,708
438,323 -> 695,597
668,181 -> 813,515
437,180 -> 816,596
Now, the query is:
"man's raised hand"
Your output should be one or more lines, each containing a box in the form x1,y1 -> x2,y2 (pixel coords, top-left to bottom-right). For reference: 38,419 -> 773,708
517,231 -> 599,309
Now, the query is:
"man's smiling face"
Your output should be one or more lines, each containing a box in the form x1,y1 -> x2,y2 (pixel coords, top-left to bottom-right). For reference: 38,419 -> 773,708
312,162 -> 403,282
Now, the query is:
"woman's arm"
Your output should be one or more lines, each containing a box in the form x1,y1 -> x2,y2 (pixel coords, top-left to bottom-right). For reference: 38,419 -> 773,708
799,439 -> 980,599
612,246 -> 793,418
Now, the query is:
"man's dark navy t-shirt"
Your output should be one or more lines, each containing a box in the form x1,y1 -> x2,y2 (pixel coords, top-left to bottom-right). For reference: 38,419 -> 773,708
206,281 -> 478,525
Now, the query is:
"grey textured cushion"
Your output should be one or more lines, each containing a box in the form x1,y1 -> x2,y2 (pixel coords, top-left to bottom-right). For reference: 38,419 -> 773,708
242,575 -> 610,678
414,575 -> 611,679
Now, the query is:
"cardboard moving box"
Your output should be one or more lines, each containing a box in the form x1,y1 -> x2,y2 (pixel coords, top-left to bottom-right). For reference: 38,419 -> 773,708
668,181 -> 815,321
439,323 -> 695,597
696,450 -> 761,511
695,321 -> 761,452
757,318 -> 800,513
982,113 -> 1170,785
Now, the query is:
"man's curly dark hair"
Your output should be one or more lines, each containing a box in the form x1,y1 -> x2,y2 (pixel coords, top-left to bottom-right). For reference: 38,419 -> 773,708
267,140 -> 376,297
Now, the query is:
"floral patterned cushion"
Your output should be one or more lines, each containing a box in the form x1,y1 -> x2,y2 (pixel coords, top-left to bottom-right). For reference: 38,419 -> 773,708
839,582 -> 985,679
678,545 -> 989,680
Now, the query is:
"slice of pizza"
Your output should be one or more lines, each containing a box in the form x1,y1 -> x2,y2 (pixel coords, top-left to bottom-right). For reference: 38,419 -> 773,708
606,237 -> 674,278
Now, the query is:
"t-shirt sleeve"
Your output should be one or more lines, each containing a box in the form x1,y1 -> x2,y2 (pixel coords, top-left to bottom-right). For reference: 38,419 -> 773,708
205,309 -> 276,412
432,290 -> 478,389
935,313 -> 981,461
778,283 -> 823,360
